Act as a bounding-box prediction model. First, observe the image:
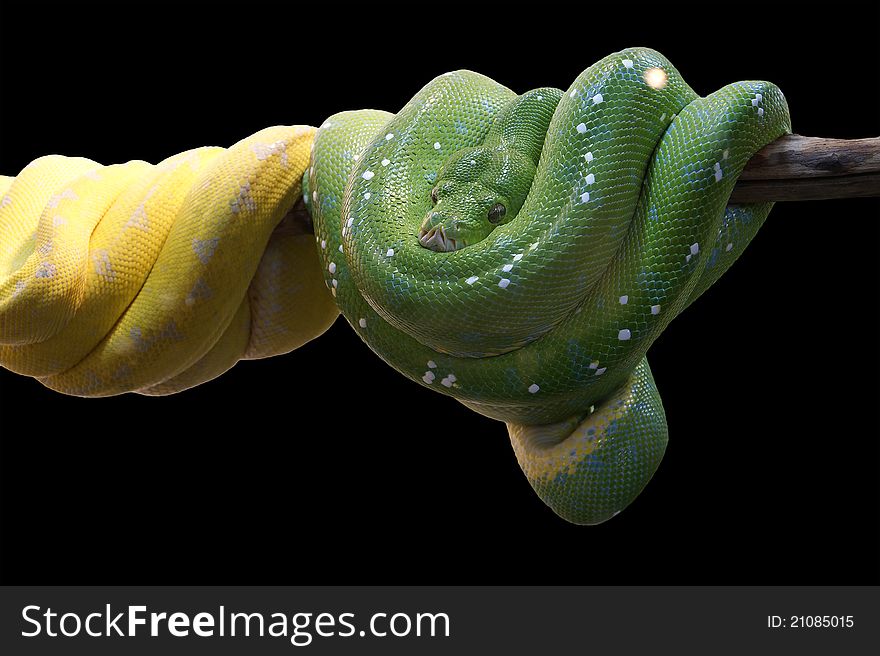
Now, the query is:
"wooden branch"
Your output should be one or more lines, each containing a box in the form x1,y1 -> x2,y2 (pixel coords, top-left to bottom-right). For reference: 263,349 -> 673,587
289,134 -> 879,231
730,135 -> 880,203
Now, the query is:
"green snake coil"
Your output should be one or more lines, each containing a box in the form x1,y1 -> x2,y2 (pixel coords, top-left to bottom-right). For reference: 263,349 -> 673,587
305,47 -> 791,524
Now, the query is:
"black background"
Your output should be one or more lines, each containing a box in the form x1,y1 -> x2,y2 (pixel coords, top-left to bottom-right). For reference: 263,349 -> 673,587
0,2 -> 877,585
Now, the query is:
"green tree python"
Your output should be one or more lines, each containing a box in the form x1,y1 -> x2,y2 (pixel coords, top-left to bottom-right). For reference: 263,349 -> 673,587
0,48 -> 790,524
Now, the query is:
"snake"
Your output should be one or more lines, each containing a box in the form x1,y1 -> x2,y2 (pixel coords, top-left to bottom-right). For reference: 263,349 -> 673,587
0,48 -> 790,524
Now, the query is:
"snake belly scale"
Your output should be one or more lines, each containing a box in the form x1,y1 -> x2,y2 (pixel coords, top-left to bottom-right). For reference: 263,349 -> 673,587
307,47 -> 790,524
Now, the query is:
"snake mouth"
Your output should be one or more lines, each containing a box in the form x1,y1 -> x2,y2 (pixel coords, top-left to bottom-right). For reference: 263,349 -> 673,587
418,224 -> 460,252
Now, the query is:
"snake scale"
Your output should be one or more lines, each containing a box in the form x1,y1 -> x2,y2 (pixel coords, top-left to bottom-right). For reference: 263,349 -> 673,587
0,48 -> 790,523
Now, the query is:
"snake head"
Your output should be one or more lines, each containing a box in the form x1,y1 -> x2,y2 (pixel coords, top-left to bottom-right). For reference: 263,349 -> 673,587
417,145 -> 535,252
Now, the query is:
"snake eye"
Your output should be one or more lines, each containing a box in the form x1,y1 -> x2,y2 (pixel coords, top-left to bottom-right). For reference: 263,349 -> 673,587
487,203 -> 506,224
431,187 -> 438,204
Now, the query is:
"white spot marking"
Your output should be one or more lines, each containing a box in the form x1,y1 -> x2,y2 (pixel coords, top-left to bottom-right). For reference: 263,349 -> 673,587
47,188 -> 77,208
690,242 -> 699,255
585,152 -> 594,163
466,276 -> 479,285
595,367 -> 607,376
528,384 -> 540,394
580,192 -> 590,203
364,192 -> 371,200
320,240 -> 327,249
592,93 -> 604,105
422,371 -> 435,384
589,361 -> 599,370
192,238 -> 220,264
185,278 -> 212,306
385,132 -> 394,140
440,374 -> 456,387
253,140 -> 289,166
93,251 -> 115,280
513,253 -> 523,261
230,182 -> 256,214
576,122 -> 587,134
726,242 -> 734,252
498,278 -> 511,289
358,318 -> 367,328
651,304 -> 661,315
381,158 -> 390,166
618,328 -> 632,341
362,170 -> 374,180
427,360 -> 437,369
619,295 -> 628,305
623,59 -> 634,69
570,89 -> 578,98
332,279 -> 338,288
585,173 -> 595,185
758,107 -> 764,117
328,262 -> 337,274
338,245 -> 343,253
386,248 -> 395,257
433,142 -> 441,150
502,263 -> 513,273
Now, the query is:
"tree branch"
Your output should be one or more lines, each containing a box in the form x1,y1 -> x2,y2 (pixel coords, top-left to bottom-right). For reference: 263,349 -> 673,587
730,135 -> 880,203
290,134 -> 879,233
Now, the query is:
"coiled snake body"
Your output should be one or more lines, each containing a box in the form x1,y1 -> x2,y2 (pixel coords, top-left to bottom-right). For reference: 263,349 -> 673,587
0,48 -> 790,523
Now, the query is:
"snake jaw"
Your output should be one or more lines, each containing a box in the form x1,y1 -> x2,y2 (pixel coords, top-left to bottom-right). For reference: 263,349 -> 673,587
418,224 -> 459,252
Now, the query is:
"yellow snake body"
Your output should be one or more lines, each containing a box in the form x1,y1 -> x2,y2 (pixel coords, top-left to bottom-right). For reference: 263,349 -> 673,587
0,126 -> 336,396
